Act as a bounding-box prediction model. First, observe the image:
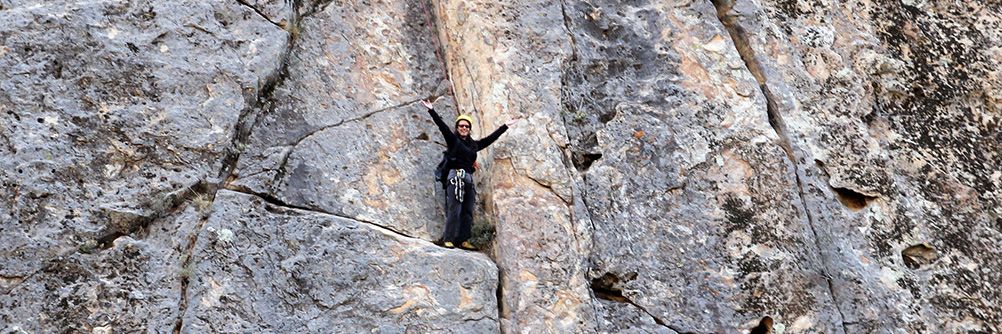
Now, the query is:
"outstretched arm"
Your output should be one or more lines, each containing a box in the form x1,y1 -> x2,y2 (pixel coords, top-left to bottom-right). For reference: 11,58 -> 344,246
422,100 -> 456,143
477,119 -> 518,150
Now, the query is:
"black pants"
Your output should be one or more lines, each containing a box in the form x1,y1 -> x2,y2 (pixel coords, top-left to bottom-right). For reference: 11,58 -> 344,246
443,169 -> 476,243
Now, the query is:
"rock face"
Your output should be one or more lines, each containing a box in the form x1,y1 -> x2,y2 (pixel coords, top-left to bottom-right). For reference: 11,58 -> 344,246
1,0 -> 286,277
711,1 -> 1002,332
183,190 -> 499,333
2,0 -> 284,331
232,0 -> 451,241
2,0 -> 1000,333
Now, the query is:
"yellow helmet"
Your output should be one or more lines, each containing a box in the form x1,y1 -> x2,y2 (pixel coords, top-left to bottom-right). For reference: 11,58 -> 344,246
455,115 -> 473,128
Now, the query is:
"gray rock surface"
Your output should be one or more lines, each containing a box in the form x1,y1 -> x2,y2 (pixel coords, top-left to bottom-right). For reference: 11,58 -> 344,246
1,236 -> 181,332
231,0 -> 451,241
433,1 -> 597,332
592,299 -> 679,334
436,0 -> 1000,333
1,0 -> 498,332
1,0 -> 287,276
181,190 -> 499,333
2,0 -> 1000,332
563,1 -> 844,332
714,0 -> 1002,332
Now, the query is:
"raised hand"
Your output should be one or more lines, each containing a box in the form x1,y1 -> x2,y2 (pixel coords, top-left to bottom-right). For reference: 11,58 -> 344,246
505,119 -> 519,126
421,100 -> 434,110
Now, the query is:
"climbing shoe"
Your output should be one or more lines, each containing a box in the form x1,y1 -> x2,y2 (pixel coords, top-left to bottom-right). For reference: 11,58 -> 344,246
459,241 -> 477,250
443,242 -> 455,249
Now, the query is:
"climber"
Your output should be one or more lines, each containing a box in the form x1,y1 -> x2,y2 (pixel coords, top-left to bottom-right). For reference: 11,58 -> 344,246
421,99 -> 518,250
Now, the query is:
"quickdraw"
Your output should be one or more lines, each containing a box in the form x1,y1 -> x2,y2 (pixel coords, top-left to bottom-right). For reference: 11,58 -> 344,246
450,169 -> 466,202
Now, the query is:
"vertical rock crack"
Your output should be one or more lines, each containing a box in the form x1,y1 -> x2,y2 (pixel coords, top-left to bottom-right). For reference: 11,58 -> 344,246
172,189 -> 218,334
416,2 -> 509,331
173,0 -> 338,330
708,1 -> 849,333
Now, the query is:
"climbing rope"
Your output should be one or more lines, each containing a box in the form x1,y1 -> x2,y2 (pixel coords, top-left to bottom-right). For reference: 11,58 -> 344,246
450,169 -> 466,202
419,0 -> 462,117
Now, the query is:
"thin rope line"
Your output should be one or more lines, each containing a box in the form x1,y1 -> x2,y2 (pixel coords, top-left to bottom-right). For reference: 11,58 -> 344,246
419,0 -> 461,117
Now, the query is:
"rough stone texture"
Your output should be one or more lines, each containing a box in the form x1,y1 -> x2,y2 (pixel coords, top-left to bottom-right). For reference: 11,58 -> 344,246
3,0 -> 1000,332
0,0 -> 287,275
591,299 -> 678,334
0,237 -> 181,333
182,190 -> 499,333
1,0 -> 285,331
231,0 -> 451,241
237,0 -> 294,27
714,0 -> 1002,332
1,0 -> 498,332
433,1 -> 597,332
1,174 -> 220,333
561,0 -> 842,332
437,0 -> 1000,333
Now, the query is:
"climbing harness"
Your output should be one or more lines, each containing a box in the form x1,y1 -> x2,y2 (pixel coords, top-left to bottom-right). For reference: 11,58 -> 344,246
450,169 -> 466,202
419,0 -> 461,117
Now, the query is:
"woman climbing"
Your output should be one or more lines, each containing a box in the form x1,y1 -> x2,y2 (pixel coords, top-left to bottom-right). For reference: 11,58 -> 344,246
421,99 -> 518,250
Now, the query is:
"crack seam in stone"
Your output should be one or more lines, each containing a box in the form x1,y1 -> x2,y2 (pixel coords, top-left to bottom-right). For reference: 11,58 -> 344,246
417,3 -> 508,331
237,167 -> 278,180
557,0 -> 596,249
270,97 -> 442,182
709,1 -> 849,333
217,8 -> 298,186
289,97 -> 432,150
556,4 -> 615,329
622,296 -> 685,333
235,0 -> 284,28
559,0 -> 580,57
173,190 -> 217,334
505,157 -> 572,207
88,180 -> 218,254
338,31 -> 362,55
177,3 -> 301,330
222,186 -> 422,242
1,271 -> 36,295
459,55 -> 482,114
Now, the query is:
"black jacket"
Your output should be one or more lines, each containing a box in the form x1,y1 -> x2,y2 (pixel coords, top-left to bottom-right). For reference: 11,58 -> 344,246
429,109 -> 508,173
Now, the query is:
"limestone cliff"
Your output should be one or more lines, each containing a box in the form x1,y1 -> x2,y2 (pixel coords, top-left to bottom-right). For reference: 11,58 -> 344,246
1,0 -> 999,333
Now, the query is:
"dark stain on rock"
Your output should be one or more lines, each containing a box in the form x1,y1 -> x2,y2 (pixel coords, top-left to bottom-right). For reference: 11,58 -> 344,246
737,255 -> 767,279
869,206 -> 914,259
43,262 -> 89,286
896,275 -> 923,301
723,196 -> 755,233
871,3 -> 1000,209
725,193 -> 782,248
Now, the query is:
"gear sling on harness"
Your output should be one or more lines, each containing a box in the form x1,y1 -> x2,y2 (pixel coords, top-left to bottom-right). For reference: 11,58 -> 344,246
450,169 -> 467,202
442,168 -> 477,244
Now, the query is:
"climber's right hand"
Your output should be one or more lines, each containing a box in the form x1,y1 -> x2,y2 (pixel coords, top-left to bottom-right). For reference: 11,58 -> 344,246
421,100 -> 434,110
